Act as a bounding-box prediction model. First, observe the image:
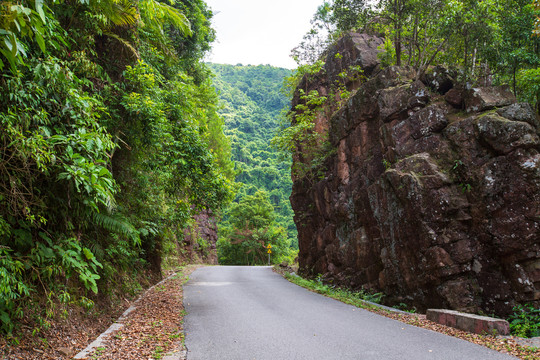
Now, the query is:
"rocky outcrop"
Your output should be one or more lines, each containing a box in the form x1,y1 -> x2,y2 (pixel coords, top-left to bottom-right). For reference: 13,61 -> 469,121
290,32 -> 540,315
183,210 -> 218,264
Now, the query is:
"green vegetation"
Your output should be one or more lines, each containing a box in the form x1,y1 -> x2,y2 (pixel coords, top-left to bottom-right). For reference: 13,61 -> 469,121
217,191 -> 291,265
508,304 -> 540,338
273,59 -> 357,180
209,63 -> 298,264
295,1 -> 539,95
0,0 -> 233,335
280,0 -> 540,182
283,272 -> 384,307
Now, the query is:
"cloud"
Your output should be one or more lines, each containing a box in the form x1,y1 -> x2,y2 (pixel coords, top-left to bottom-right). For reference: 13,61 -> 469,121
204,0 -> 323,69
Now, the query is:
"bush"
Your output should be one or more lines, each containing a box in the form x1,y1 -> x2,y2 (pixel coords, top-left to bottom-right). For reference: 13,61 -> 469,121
508,304 -> 540,338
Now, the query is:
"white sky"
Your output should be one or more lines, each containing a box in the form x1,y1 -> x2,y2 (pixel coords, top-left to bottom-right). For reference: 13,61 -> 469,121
204,0 -> 324,69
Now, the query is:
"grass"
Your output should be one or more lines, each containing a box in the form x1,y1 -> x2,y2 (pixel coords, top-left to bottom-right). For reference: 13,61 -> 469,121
91,346 -> 105,359
282,272 -> 385,310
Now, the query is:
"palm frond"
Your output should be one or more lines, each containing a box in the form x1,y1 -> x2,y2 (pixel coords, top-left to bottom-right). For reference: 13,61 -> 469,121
90,0 -> 140,28
139,0 -> 192,37
155,1 -> 192,37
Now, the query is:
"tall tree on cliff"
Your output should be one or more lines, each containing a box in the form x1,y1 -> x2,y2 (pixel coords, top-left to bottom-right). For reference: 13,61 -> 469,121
378,0 -> 409,66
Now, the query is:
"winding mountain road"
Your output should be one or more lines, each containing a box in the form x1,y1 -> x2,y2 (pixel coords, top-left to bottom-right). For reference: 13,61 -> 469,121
184,266 -> 517,360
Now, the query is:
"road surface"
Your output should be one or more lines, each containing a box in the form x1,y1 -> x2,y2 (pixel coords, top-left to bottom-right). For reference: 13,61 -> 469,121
184,266 -> 517,360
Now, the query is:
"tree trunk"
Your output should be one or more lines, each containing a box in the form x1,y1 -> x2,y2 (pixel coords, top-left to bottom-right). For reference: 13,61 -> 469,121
395,24 -> 402,66
513,66 -> 517,97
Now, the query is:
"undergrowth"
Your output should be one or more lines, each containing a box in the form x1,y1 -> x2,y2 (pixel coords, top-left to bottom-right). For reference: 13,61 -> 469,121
508,304 -> 540,338
283,272 -> 384,309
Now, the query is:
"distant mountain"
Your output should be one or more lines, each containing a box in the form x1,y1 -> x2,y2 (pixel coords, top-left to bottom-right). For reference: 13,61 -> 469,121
209,63 -> 297,247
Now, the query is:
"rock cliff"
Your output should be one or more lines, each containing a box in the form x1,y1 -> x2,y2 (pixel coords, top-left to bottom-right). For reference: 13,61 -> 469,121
290,32 -> 540,315
183,210 -> 218,264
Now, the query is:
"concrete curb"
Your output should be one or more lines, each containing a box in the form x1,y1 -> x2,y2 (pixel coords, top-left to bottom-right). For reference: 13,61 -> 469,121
73,271 -> 182,359
427,309 -> 510,336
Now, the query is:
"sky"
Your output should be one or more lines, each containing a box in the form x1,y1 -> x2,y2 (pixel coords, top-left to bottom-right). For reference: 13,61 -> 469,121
203,0 -> 324,69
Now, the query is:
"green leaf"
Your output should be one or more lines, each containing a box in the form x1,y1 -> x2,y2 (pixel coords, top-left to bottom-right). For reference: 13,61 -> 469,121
35,0 -> 46,23
82,248 -> 94,260
3,37 -> 13,52
35,32 -> 45,53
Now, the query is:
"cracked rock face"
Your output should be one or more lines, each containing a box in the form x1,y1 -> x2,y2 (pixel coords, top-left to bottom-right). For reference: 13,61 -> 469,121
184,210 -> 218,264
290,32 -> 540,316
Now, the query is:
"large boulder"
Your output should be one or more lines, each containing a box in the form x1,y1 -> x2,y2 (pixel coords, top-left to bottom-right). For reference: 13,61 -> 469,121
290,32 -> 540,316
465,86 -> 516,113
325,32 -> 385,82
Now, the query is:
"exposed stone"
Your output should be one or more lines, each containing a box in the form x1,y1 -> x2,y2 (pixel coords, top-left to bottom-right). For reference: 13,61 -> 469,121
497,102 -> 540,131
426,309 -> 510,336
408,105 -> 448,140
475,114 -> 539,155
421,65 -> 455,94
465,86 -> 516,113
378,81 -> 428,123
290,31 -> 540,316
445,88 -> 464,108
183,210 -> 218,264
325,32 -> 385,81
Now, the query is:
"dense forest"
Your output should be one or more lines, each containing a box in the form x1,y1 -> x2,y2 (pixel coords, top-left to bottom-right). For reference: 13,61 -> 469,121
0,0 -> 234,335
208,63 -> 298,265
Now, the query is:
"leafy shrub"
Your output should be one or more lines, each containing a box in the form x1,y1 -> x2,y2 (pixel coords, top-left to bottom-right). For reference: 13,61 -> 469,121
508,304 -> 540,338
0,247 -> 30,334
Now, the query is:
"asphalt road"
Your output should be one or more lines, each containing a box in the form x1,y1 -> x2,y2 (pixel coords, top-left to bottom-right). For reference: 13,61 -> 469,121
184,266 -> 517,360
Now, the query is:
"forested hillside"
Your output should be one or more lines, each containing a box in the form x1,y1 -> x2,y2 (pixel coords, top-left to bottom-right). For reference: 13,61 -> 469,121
208,64 -> 297,264
0,0 -> 233,337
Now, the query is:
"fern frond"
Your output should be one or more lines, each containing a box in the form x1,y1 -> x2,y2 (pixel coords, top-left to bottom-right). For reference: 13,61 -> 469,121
92,212 -> 141,246
104,32 -> 140,59
86,241 -> 105,262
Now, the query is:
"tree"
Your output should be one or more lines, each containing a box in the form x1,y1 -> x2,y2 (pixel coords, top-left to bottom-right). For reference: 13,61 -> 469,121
378,0 -> 410,66
0,0 -> 234,335
487,0 -> 540,94
534,0 -> 540,35
218,191 -> 291,265
330,0 -> 371,32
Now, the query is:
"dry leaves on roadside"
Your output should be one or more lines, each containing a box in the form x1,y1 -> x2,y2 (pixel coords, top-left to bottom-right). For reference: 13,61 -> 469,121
0,298 -> 126,360
370,308 -> 540,360
86,267 -> 197,360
